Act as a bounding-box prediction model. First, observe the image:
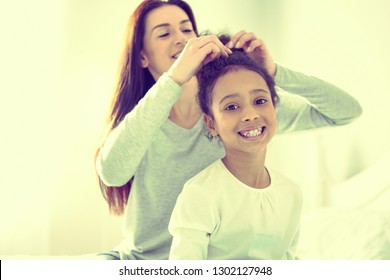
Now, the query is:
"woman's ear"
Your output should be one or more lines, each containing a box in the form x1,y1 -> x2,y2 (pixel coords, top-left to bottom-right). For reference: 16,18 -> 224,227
203,115 -> 218,137
140,50 -> 149,68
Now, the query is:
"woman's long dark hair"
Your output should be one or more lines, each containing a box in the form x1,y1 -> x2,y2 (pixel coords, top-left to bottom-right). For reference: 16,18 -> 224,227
96,0 -> 198,215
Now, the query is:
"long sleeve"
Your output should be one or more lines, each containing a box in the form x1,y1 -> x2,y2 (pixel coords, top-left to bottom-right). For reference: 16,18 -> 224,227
274,65 -> 363,133
96,73 -> 182,186
168,182 -> 218,260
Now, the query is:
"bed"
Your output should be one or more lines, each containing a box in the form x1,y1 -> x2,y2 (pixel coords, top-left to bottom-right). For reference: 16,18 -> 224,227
296,150 -> 390,260
2,152 -> 389,260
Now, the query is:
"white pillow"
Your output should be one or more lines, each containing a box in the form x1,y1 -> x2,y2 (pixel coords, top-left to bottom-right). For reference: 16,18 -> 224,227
297,207 -> 390,260
331,150 -> 390,211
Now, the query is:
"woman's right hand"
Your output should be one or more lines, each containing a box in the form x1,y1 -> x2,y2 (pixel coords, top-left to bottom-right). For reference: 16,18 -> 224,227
167,35 -> 232,86
226,31 -> 277,79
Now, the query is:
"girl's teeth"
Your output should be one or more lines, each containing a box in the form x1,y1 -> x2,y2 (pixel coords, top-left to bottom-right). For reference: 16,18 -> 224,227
242,127 -> 263,137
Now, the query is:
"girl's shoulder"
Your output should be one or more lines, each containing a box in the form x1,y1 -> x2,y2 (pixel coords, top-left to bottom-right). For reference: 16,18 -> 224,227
186,159 -> 222,182
183,159 -> 225,192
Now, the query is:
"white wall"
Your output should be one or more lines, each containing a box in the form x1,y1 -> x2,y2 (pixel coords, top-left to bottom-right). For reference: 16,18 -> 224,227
0,0 -> 128,256
1,0 -> 389,256
0,1 -> 62,255
266,0 -> 390,209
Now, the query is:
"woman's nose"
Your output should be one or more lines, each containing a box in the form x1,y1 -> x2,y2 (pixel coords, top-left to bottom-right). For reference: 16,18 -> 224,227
174,31 -> 188,46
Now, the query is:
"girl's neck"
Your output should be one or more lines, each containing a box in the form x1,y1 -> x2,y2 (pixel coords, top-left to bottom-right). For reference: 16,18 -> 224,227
222,149 -> 270,189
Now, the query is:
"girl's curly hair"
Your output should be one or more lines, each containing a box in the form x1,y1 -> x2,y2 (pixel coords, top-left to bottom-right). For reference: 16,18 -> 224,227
196,34 -> 278,119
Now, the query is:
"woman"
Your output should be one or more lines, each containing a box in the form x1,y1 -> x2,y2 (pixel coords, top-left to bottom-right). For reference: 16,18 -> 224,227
96,0 -> 362,260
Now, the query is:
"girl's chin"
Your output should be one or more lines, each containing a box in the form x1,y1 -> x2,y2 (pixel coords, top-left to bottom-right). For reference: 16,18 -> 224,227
225,143 -> 268,156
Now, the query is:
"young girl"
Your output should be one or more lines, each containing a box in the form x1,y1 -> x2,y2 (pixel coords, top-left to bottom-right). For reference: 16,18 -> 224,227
95,0 -> 362,260
168,46 -> 302,260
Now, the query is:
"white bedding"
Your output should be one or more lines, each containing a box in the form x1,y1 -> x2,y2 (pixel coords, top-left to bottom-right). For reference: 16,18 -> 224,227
0,253 -> 104,260
297,151 -> 390,260
2,152 -> 390,260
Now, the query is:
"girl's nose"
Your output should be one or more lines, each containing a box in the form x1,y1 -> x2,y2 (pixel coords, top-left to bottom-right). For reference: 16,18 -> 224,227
242,106 -> 260,122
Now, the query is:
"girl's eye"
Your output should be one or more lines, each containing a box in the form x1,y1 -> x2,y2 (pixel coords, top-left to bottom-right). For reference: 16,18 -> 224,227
255,98 -> 267,105
182,29 -> 193,33
225,104 -> 239,111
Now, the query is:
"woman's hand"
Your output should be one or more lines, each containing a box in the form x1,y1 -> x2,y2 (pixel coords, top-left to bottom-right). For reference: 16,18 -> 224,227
167,35 -> 232,86
227,31 -> 277,79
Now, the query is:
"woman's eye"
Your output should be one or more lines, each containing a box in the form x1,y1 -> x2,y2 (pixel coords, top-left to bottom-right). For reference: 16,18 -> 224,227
182,29 -> 193,33
225,104 -> 239,111
158,33 -> 169,38
255,99 -> 267,105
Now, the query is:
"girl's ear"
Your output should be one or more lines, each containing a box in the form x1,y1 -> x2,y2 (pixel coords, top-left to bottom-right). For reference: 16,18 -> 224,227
203,115 -> 218,137
140,50 -> 149,68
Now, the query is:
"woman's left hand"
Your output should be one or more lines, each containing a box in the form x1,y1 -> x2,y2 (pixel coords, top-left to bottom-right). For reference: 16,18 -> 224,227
226,31 -> 277,79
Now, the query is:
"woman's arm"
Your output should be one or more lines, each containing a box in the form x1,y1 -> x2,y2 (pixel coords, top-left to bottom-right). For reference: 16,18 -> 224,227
96,36 -> 231,186
96,73 -> 182,186
226,32 -> 362,133
274,65 -> 363,133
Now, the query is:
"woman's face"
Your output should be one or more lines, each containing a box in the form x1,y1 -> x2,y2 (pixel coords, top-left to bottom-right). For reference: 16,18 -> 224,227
141,5 -> 196,81
206,68 -> 277,155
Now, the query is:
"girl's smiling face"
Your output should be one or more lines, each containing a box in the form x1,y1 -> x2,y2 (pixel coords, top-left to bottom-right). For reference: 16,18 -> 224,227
205,68 -> 277,155
141,5 -> 197,81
